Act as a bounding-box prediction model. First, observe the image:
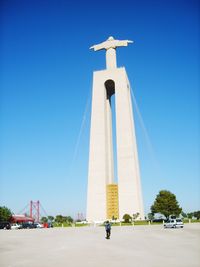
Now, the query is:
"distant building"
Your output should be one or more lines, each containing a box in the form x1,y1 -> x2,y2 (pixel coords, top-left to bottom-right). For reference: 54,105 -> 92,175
10,214 -> 34,223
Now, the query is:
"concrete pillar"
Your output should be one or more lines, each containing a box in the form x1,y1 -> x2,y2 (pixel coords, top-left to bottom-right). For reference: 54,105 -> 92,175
87,68 -> 144,222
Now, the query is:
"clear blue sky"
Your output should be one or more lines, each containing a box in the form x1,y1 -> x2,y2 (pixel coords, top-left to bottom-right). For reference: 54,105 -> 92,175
0,0 -> 199,219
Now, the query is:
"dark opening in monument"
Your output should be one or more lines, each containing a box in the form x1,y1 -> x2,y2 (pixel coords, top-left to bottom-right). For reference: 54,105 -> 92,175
105,79 -> 115,99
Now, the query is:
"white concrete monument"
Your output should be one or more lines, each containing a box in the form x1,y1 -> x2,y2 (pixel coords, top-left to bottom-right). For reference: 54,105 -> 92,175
87,36 -> 144,222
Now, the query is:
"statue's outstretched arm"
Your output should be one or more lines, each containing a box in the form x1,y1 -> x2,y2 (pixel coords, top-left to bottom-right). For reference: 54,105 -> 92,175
90,42 -> 107,51
90,38 -> 133,51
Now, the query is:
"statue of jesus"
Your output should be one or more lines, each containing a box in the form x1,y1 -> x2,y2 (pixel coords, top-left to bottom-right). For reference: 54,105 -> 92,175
90,36 -> 133,69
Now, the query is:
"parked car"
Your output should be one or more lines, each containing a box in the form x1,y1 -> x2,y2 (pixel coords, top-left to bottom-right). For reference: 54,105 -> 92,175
21,222 -> 37,229
11,223 -> 22,230
0,222 -> 11,230
164,218 -> 184,228
34,223 -> 44,228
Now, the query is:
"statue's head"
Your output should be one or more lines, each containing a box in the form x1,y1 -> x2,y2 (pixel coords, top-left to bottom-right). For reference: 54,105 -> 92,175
108,36 -> 114,41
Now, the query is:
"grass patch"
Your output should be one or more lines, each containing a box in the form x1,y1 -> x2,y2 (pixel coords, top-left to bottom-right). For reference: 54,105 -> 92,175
74,223 -> 89,227
53,223 -> 72,227
183,219 -> 200,223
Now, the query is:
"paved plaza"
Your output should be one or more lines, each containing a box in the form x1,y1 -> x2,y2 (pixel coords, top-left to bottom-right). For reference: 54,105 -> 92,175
0,223 -> 200,267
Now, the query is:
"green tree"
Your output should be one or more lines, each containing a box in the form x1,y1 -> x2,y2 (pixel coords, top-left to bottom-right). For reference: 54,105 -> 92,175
132,212 -> 140,221
63,216 -> 73,223
66,216 -> 73,223
151,190 -> 182,219
55,215 -> 64,223
193,211 -> 200,220
47,216 -> 54,222
187,212 -> 194,219
148,212 -> 154,221
123,214 -> 132,223
0,206 -> 12,222
41,217 -> 48,223
181,211 -> 187,218
54,215 -> 73,224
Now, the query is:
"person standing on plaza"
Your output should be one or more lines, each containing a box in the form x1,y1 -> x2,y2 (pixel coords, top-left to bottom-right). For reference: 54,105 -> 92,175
105,221 -> 111,239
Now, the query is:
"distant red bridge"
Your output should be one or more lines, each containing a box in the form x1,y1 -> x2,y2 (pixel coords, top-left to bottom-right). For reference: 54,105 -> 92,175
13,200 -> 48,223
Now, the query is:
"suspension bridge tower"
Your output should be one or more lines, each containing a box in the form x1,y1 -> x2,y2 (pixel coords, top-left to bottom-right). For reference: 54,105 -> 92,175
30,200 -> 40,222
86,36 -> 144,222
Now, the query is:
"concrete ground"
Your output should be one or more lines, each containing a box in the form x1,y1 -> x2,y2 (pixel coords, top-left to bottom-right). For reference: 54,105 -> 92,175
0,223 -> 199,267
